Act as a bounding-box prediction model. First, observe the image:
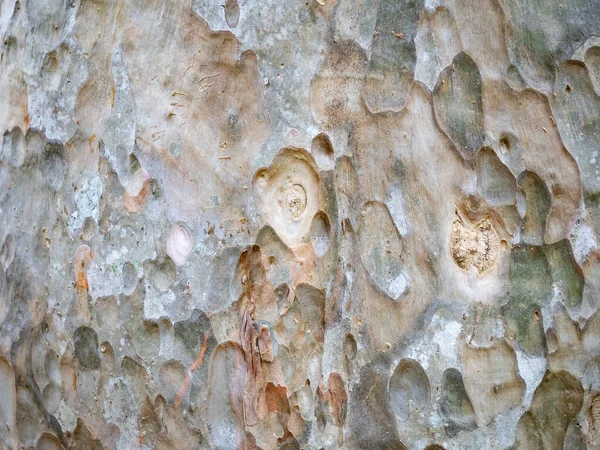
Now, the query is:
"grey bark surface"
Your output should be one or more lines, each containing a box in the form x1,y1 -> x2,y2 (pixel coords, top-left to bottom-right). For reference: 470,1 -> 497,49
1,0 -> 600,449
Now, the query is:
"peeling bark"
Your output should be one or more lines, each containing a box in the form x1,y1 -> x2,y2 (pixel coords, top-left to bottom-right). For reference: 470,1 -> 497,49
2,0 -> 600,449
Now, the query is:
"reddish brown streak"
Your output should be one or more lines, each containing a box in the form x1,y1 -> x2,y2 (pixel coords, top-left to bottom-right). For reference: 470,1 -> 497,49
174,331 -> 210,408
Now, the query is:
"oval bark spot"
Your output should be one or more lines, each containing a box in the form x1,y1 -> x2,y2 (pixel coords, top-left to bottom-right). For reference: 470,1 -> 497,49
205,342 -> 247,449
358,201 -> 404,300
310,210 -> 331,258
167,222 -> 194,266
311,133 -> 334,171
389,358 -> 430,421
224,0 -> 240,28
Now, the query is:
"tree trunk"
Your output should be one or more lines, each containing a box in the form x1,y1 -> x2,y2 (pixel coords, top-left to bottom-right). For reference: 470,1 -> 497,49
1,0 -> 600,448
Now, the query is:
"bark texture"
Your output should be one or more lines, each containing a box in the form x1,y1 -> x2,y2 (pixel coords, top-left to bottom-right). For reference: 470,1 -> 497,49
1,0 -> 600,449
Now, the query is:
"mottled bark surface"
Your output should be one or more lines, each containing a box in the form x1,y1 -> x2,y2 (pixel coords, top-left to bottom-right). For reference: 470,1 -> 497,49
1,0 -> 600,449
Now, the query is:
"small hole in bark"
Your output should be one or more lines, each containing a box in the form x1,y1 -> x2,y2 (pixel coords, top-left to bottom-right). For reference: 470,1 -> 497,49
499,135 -> 511,153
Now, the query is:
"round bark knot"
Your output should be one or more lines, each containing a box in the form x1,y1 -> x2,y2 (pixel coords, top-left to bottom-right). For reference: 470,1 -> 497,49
167,222 -> 194,266
253,148 -> 320,247
451,216 -> 499,273
278,183 -> 307,220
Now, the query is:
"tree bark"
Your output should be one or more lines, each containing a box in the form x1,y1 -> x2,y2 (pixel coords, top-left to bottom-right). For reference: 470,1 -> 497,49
1,0 -> 600,448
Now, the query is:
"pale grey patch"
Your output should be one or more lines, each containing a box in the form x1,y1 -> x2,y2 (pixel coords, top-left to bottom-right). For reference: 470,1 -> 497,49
68,175 -> 104,233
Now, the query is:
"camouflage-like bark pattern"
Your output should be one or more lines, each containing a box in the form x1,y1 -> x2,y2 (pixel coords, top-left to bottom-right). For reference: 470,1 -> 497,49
1,0 -> 600,448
